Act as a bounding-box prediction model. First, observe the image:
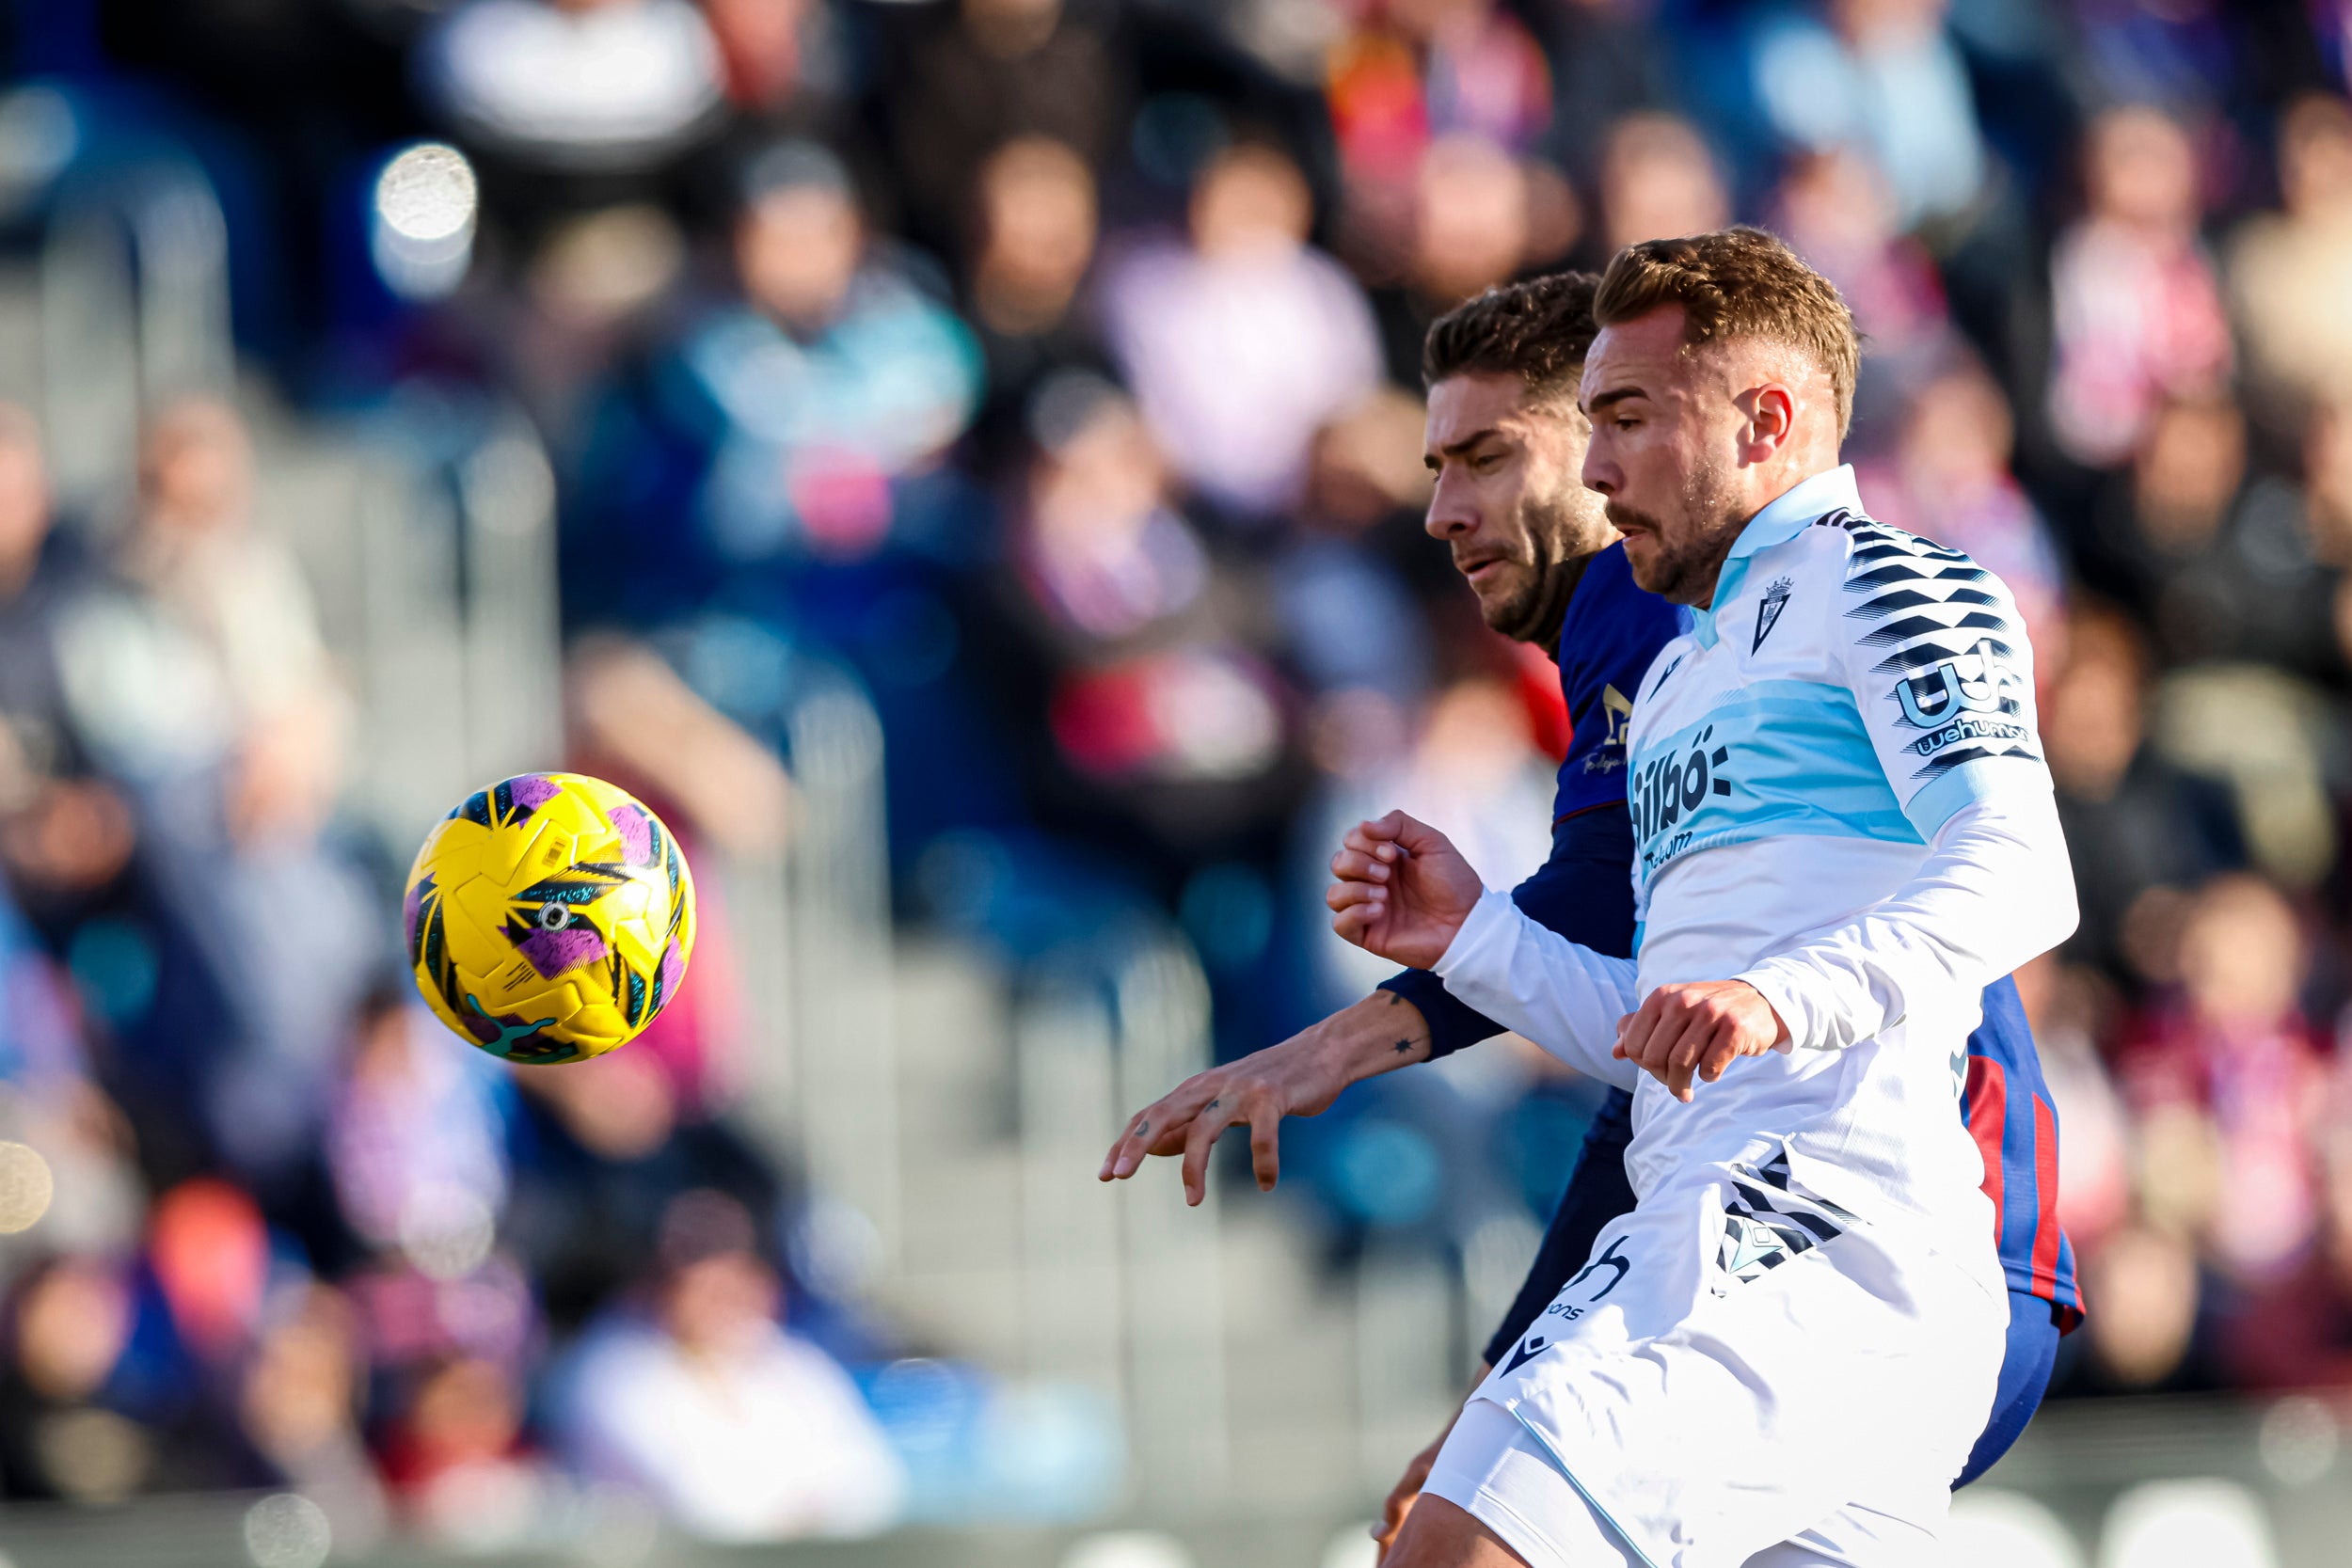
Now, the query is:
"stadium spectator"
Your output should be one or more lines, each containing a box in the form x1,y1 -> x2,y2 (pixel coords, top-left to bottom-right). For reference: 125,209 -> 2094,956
1747,0 -> 1988,230
1014,377 -> 1212,648
2078,1222 -> 2201,1390
0,1252 -> 258,1499
594,140 -> 981,582
379,1356 -> 552,1546
326,990 -> 515,1270
119,399 -> 349,851
102,399 -> 376,1184
2073,392 -> 2344,677
975,373 -> 1299,879
553,1191 -> 904,1540
1302,674 -> 1553,1011
1594,113 -> 1728,253
1412,0 -> 1553,157
2230,92 -> 2352,420
236,1284 -> 387,1546
1362,135 -> 1549,386
2119,875 -> 2329,1290
1101,141 -> 1384,520
1323,0 -> 1549,196
1533,0 -> 1671,179
961,136 -> 1110,467
701,0 -> 835,119
0,407 -> 137,928
1769,149 -> 1951,408
2040,607 -> 2244,985
147,1177 -> 270,1368
1272,393 -> 1436,712
562,635 -> 781,1111
881,0 -> 1131,256
0,894 -> 144,1259
2046,104 -> 2234,467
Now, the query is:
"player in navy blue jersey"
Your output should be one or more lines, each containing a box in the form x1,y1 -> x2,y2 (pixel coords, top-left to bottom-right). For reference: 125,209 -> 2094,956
1099,273 -> 2078,1553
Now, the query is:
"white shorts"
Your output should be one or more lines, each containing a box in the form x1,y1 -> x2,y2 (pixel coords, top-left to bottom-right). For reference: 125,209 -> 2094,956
1431,1150 -> 2003,1568
1423,1402 -> 1951,1568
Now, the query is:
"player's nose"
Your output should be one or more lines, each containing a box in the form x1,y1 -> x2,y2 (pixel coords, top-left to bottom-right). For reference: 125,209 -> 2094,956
1581,442 -> 1619,497
1422,470 -> 1478,539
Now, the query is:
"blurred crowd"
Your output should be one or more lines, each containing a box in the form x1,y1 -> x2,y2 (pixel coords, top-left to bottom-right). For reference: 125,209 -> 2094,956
5,0 -> 2352,1541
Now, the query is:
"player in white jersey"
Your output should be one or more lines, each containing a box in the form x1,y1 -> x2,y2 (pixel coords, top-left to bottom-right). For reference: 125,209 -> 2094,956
1327,230 -> 2077,1568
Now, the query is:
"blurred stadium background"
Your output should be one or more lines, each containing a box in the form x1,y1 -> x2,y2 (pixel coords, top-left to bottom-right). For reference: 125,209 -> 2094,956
0,1 -> 2348,1565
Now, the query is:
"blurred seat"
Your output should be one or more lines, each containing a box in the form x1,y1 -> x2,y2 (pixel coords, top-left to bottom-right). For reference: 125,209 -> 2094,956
1948,1488 -> 2084,1568
2097,1478 -> 2280,1568
1062,1529 -> 1198,1568
1319,1524 -> 1380,1568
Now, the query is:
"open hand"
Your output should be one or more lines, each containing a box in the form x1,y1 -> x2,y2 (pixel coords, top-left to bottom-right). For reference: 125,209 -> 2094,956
1098,1029 -> 1347,1205
1098,992 -> 1433,1205
1613,979 -> 1788,1101
1327,811 -> 1484,970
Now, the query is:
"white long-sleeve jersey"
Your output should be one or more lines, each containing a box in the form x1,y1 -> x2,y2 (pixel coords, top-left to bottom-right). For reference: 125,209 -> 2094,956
1434,466 -> 2077,1261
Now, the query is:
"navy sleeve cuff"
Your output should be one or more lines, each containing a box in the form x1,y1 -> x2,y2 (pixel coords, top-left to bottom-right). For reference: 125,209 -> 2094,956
1375,967 -> 1500,1061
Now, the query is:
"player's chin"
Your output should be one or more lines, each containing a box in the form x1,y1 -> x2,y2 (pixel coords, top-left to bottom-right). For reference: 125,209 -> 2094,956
1470,569 -> 1535,633
1620,536 -> 1675,596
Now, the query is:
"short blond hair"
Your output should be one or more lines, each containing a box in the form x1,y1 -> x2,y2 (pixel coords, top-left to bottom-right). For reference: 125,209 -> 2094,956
1593,227 -> 1861,436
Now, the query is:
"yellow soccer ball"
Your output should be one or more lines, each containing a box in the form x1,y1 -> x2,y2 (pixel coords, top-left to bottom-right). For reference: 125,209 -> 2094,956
403,772 -> 695,1064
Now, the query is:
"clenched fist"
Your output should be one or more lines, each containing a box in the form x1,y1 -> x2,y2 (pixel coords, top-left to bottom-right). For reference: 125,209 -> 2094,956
1326,811 -> 1485,970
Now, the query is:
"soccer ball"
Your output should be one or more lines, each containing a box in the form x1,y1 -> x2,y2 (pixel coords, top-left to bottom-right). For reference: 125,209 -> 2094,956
403,772 -> 695,1064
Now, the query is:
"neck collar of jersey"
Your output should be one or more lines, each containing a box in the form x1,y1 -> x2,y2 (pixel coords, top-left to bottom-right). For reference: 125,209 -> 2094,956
1692,464 -> 1859,648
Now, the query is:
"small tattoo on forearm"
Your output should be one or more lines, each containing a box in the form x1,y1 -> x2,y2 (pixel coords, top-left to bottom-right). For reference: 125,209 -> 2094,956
1207,1100 -> 1221,1111
1395,1039 -> 1414,1053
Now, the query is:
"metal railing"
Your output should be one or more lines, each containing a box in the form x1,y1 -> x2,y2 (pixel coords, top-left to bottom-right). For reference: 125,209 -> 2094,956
38,158 -> 233,522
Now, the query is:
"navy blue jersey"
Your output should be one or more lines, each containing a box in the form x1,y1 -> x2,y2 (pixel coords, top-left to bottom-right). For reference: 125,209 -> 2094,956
1545,542 -> 1694,826
1378,542 -> 2080,1338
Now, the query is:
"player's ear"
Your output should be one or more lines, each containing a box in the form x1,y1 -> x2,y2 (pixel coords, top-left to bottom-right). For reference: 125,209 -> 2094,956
1735,385 -> 1797,463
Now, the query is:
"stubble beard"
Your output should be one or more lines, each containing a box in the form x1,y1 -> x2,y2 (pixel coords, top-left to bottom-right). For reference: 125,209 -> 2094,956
1612,457 -> 1748,608
1481,484 -> 1612,645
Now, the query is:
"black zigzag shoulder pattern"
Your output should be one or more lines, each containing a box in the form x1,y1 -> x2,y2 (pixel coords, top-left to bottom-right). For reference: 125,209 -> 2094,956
1833,516 -> 2042,781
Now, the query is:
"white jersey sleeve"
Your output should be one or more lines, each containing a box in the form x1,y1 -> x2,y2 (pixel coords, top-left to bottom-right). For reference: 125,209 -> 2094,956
1432,890 -> 1644,1088
1832,522 -> 2049,836
1732,524 -> 2077,1050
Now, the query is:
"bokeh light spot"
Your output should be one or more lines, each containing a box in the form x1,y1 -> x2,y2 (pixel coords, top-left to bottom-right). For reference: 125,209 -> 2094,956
0,1141 -> 54,1233
372,142 -> 478,299
375,143 -> 476,243
242,1493 -> 331,1568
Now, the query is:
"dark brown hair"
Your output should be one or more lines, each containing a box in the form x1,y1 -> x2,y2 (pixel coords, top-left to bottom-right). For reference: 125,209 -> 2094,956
1593,227 -> 1861,436
1422,272 -> 1601,407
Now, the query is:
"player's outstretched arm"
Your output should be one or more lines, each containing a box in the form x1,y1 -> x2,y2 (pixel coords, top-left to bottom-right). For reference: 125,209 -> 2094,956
1098,990 -> 1435,1206
1344,814 -> 1645,1087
